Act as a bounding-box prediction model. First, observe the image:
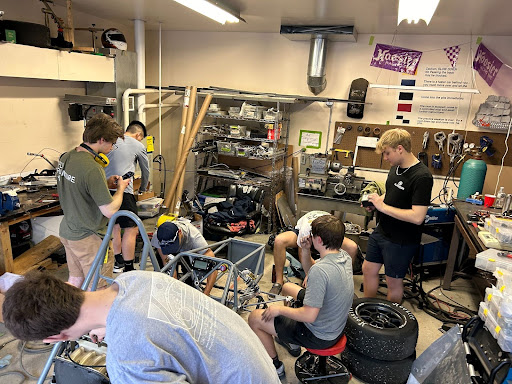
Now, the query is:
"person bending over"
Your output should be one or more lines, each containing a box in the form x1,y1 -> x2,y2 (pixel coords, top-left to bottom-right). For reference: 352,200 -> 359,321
3,271 -> 280,384
249,215 -> 354,378
152,219 -> 218,296
362,128 -> 433,303
269,210 -> 358,296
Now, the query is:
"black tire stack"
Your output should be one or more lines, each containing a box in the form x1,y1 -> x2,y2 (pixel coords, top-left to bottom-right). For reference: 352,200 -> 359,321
341,298 -> 418,384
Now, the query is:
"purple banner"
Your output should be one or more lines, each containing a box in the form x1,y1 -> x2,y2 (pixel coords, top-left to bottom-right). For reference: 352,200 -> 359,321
370,44 -> 422,75
473,43 -> 503,86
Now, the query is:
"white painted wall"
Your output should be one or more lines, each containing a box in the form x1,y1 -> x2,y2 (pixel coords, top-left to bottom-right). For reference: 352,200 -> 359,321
144,30 -> 512,199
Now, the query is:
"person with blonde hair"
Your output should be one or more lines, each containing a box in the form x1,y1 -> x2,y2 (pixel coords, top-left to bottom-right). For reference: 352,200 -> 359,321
362,128 -> 433,303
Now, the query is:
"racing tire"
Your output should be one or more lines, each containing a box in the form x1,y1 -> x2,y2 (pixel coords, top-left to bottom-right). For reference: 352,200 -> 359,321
340,344 -> 415,384
344,298 -> 418,361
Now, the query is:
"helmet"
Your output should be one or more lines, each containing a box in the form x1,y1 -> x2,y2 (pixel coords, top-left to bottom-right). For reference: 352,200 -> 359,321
101,28 -> 127,50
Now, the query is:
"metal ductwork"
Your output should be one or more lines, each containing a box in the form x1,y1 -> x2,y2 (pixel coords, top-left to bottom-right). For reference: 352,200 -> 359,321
280,26 -> 357,95
307,34 -> 328,95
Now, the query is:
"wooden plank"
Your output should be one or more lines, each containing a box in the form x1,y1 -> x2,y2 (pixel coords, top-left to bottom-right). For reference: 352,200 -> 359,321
292,156 -> 299,215
13,235 -> 63,275
276,192 -> 297,227
24,258 -> 54,273
0,222 -> 14,274
275,191 -> 285,227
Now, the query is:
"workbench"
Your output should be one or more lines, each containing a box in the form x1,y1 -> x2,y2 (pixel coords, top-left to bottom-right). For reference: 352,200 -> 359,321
442,200 -> 501,290
297,193 -> 365,217
0,188 -> 61,274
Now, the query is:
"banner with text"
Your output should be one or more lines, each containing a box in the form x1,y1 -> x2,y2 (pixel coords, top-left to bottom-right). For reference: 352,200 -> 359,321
473,43 -> 503,86
370,43 -> 423,75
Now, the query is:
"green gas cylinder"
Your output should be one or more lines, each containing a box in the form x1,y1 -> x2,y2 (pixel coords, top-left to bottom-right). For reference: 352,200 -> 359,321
457,153 -> 487,200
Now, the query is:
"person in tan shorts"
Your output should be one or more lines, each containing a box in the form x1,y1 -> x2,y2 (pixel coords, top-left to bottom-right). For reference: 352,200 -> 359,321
56,114 -> 130,289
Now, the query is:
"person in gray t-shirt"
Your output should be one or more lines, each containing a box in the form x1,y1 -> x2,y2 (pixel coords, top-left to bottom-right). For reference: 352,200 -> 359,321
105,120 -> 150,273
3,271 -> 280,384
249,215 -> 353,379
151,218 -> 218,295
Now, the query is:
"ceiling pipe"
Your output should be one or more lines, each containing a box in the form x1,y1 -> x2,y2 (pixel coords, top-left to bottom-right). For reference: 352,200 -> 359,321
308,34 -> 328,95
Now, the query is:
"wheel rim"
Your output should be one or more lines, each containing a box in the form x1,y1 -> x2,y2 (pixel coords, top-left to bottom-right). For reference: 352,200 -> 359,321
354,302 -> 406,329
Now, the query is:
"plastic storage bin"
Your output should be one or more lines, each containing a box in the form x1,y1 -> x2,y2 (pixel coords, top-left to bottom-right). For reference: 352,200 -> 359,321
476,248 -> 512,272
235,145 -> 253,158
216,141 -> 236,156
495,226 -> 512,243
137,197 -> 163,218
479,301 -> 490,321
498,329 -> 512,352
484,309 -> 500,339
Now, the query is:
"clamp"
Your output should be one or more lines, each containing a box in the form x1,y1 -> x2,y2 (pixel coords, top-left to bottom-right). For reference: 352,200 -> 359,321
434,132 -> 446,152
422,131 -> 429,150
447,133 -> 463,156
333,149 -> 353,158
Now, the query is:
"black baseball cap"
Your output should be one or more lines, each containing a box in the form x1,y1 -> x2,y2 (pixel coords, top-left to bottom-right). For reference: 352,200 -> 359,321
157,222 -> 181,254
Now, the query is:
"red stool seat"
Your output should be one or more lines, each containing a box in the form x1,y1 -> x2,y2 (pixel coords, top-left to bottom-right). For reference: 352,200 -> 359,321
306,334 -> 347,356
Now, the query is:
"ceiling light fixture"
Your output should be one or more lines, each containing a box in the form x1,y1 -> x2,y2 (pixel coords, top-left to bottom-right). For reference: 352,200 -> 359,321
174,0 -> 245,25
369,83 -> 480,94
397,0 -> 440,25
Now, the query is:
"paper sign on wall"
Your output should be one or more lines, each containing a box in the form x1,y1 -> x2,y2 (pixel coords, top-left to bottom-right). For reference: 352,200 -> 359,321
299,130 -> 322,149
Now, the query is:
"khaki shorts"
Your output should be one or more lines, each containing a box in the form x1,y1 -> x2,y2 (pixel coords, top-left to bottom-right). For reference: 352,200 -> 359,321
60,234 -> 114,289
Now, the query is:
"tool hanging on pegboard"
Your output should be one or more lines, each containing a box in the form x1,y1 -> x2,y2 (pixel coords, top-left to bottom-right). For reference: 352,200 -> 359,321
418,152 -> 428,167
432,154 -> 442,169
334,127 -> 346,144
434,132 -> 446,153
447,133 -> 463,163
480,136 -> 495,156
422,131 -> 429,150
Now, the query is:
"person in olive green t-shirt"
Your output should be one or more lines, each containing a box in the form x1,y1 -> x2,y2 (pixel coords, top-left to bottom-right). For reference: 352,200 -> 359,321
56,114 -> 130,289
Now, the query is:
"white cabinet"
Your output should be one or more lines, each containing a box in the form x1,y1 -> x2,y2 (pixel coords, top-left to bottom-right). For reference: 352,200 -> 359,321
0,43 -> 114,82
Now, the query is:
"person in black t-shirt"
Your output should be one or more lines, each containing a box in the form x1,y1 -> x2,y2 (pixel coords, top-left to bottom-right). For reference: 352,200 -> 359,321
362,128 -> 433,303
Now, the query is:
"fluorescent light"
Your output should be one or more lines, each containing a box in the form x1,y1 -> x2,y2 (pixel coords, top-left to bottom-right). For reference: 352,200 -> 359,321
174,0 -> 244,24
398,0 -> 440,25
369,84 -> 480,94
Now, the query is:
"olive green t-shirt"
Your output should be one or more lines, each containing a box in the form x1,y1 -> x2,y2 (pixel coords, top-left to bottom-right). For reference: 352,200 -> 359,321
57,150 -> 113,240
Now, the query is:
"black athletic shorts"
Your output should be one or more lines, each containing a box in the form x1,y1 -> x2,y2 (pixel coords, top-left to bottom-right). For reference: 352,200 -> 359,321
365,230 -> 419,279
110,192 -> 138,228
274,289 -> 341,350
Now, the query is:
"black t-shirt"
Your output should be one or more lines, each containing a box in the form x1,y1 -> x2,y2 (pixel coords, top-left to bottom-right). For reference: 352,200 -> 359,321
376,161 -> 433,245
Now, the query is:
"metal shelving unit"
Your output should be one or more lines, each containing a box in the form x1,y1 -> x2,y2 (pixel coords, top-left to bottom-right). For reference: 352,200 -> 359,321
194,91 -> 296,233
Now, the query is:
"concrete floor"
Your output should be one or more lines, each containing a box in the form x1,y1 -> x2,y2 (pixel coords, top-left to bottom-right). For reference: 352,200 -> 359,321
0,232 -> 482,383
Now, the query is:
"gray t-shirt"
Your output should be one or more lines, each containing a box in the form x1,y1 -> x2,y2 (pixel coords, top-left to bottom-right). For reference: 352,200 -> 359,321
57,150 -> 113,240
105,135 -> 150,195
151,219 -> 208,255
105,271 -> 280,383
303,250 -> 354,341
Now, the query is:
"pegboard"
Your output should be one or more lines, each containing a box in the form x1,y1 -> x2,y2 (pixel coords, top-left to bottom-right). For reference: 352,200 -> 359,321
333,122 -> 512,177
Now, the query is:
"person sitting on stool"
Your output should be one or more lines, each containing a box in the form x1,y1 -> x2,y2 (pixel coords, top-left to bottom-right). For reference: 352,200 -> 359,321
269,210 -> 358,296
152,218 -> 218,296
249,215 -> 354,378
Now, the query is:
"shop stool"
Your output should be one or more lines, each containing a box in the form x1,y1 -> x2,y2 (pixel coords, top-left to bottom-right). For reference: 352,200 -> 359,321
294,334 -> 351,383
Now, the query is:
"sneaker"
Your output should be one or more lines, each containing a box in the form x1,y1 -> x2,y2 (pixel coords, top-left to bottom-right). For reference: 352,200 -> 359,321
113,261 -> 125,273
275,361 -> 285,378
276,337 -> 301,357
268,283 -> 282,297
